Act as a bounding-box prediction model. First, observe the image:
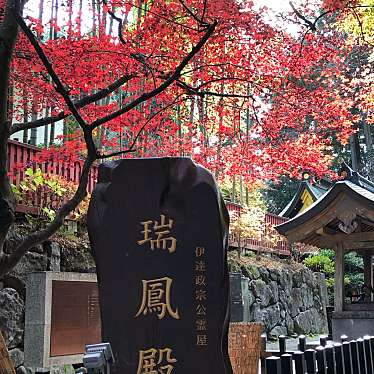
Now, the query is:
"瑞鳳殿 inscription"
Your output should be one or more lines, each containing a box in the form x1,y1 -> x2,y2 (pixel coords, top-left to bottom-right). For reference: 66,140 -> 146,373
88,157 -> 232,373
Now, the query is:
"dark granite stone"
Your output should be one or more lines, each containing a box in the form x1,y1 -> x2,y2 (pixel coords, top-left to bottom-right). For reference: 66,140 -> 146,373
88,157 -> 232,374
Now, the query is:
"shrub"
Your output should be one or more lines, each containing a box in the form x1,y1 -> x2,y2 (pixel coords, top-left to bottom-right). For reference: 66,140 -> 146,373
304,253 -> 335,274
12,168 -> 90,224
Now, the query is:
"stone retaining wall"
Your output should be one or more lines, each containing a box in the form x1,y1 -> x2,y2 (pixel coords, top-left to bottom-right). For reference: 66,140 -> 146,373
229,262 -> 328,338
1,228 -> 328,372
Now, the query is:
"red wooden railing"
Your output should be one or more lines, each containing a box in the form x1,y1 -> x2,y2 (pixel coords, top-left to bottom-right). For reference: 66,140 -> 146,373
226,202 -> 291,256
7,139 -> 98,214
7,140 -> 290,255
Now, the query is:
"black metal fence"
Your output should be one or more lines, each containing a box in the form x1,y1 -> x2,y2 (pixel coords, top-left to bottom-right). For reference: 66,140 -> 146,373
262,334 -> 374,374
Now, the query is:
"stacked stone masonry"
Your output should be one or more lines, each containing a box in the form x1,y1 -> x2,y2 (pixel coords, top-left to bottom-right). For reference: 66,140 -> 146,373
1,227 -> 328,372
230,263 -> 328,338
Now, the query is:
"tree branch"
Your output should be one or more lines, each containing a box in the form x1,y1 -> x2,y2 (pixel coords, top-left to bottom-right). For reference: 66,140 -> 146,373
11,74 -> 136,134
98,94 -> 187,159
0,0 -> 24,257
289,1 -> 316,31
98,148 -> 137,159
0,156 -> 95,277
91,20 -> 217,129
13,11 -> 98,154
176,79 -> 256,100
178,0 -> 208,26
14,13 -> 88,129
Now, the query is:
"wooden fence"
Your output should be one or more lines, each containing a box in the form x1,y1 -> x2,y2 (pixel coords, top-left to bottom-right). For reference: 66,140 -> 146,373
7,140 -> 291,255
226,202 -> 291,256
7,139 -> 98,215
263,334 -> 374,374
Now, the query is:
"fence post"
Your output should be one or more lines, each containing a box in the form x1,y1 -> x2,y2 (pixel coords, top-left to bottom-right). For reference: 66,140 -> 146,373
370,337 -> 374,374
279,335 -> 287,354
333,343 -> 345,374
357,338 -> 367,374
316,346 -> 327,374
364,336 -> 373,374
325,345 -> 337,374
349,340 -> 361,374
261,333 -> 267,352
320,336 -> 328,347
266,356 -> 281,374
294,351 -> 306,374
305,349 -> 317,374
341,335 -> 348,343
281,354 -> 293,374
342,341 -> 353,374
299,335 -> 307,352
261,333 -> 267,374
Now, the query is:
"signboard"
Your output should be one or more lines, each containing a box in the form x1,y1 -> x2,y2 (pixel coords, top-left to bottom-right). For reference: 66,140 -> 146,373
88,157 -> 232,373
24,272 -> 100,368
50,280 -> 101,356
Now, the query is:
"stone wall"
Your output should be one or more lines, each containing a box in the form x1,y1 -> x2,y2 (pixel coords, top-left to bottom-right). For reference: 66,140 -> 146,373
1,227 -> 328,372
229,262 -> 328,338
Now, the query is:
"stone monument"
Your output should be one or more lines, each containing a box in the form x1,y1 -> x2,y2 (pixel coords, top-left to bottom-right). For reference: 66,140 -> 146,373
88,157 -> 232,373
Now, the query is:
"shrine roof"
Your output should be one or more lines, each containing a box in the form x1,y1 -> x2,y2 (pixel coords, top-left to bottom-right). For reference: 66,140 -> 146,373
276,164 -> 374,248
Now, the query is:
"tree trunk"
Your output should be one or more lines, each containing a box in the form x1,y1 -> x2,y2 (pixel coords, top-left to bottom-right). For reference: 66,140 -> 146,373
30,101 -> 37,145
22,86 -> 29,143
0,0 -> 22,261
350,132 -> 361,171
44,108 -> 49,146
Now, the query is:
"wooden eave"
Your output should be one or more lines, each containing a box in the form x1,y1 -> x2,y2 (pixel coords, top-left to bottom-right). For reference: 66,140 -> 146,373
276,181 -> 374,250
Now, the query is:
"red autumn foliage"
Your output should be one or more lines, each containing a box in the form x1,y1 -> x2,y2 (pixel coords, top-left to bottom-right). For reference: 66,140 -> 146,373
9,0 -> 362,185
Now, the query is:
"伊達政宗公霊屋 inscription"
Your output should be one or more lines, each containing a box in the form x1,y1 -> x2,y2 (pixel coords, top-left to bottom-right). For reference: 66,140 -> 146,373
194,246 -> 208,347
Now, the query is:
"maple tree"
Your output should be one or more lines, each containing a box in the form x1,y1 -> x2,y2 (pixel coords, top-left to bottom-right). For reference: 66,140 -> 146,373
0,0 -> 371,277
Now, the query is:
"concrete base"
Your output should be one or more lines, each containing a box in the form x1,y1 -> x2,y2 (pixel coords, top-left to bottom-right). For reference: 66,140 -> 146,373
332,311 -> 374,340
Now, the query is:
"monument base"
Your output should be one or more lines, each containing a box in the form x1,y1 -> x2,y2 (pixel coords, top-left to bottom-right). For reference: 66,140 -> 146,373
332,311 -> 374,340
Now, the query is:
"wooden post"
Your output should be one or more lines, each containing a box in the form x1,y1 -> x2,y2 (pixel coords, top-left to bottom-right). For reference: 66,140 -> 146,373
305,349 -> 317,374
265,356 -> 281,374
316,346 -> 327,374
363,254 -> 373,302
280,354 -> 293,374
325,345 -> 337,374
364,336 -> 373,374
335,243 -> 344,312
349,340 -> 361,374
278,335 -> 286,354
320,336 -> 328,347
294,351 -> 307,374
333,343 -> 345,374
0,331 -> 16,374
299,335 -> 306,352
342,341 -> 353,374
357,338 -> 367,374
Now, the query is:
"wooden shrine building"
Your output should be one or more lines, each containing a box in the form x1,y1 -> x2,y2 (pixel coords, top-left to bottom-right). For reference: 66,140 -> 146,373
276,164 -> 374,340
280,174 -> 331,219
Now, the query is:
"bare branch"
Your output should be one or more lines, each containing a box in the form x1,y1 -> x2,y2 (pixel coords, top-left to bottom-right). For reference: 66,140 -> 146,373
176,79 -> 256,100
11,74 -> 136,134
98,148 -> 137,159
289,1 -> 316,31
91,20 -> 217,129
